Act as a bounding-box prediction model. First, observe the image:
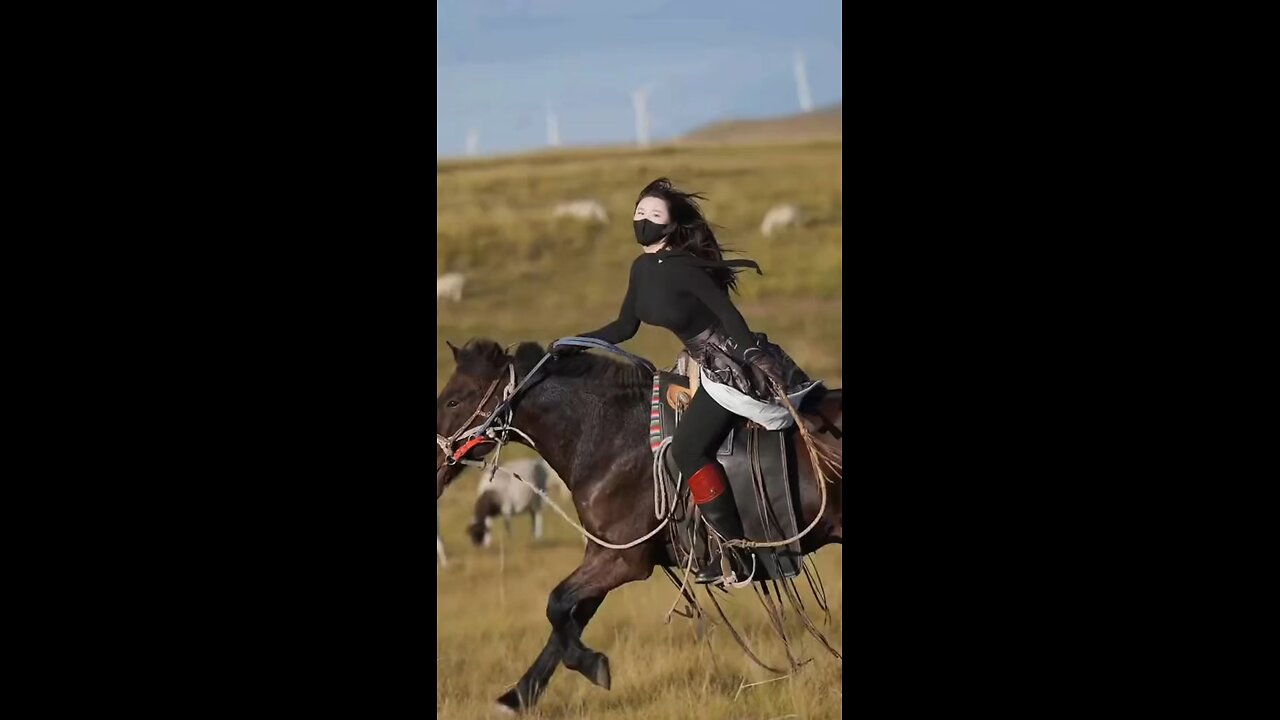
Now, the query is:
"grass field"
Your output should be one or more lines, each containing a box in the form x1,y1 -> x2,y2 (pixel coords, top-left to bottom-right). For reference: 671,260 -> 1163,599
437,139 -> 843,718
436,479 -> 843,719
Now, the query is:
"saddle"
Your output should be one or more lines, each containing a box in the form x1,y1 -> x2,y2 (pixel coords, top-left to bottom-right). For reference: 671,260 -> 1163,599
651,353 -> 805,581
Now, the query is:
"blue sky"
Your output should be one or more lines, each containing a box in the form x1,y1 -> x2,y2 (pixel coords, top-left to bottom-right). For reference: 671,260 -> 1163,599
437,0 -> 842,157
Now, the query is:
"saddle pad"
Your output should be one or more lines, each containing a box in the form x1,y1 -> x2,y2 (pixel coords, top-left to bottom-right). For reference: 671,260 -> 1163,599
652,372 -> 803,581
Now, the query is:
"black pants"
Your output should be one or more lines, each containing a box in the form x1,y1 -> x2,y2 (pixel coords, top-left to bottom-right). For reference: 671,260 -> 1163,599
670,387 -> 736,479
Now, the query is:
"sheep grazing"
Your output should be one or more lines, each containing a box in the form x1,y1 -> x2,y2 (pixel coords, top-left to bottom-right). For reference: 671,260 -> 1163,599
437,273 -> 466,302
552,200 -> 608,224
760,204 -> 803,236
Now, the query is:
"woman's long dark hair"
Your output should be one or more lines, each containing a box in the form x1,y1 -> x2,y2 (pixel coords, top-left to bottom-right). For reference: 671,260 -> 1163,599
637,177 -> 742,293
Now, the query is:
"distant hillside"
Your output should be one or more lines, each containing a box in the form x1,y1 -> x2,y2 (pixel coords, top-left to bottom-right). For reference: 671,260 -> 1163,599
680,104 -> 842,144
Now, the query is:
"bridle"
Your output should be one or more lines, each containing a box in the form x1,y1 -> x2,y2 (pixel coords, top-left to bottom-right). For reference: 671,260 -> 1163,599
435,363 -> 518,470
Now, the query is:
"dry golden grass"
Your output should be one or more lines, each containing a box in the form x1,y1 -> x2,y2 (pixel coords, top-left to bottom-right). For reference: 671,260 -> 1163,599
437,139 -> 843,718
436,467 -> 843,719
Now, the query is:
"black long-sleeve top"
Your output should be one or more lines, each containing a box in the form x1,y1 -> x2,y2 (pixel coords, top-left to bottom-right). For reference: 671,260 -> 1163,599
583,251 -> 758,361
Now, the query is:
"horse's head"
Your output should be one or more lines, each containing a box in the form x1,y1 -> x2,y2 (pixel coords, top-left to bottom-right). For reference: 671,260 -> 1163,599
465,517 -> 490,547
436,339 -> 514,499
466,513 -> 495,548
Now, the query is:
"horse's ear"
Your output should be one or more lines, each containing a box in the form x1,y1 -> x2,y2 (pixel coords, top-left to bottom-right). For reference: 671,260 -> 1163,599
446,340 -> 460,361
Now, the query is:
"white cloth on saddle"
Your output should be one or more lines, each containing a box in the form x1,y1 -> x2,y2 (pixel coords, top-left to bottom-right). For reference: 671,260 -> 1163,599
699,368 -> 823,431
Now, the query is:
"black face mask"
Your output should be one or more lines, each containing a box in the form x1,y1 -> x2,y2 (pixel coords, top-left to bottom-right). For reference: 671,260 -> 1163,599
634,219 -> 671,246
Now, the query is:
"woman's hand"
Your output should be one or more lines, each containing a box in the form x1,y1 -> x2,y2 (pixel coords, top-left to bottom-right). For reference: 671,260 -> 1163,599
745,350 -> 786,395
550,340 -> 586,358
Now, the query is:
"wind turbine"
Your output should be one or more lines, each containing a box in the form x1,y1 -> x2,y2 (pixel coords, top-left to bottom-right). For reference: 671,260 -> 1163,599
793,51 -> 814,113
632,84 -> 654,147
545,101 -> 561,147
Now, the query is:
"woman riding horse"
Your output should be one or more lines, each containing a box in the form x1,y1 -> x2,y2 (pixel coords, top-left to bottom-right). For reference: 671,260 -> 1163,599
556,177 -> 820,584
435,338 -> 842,713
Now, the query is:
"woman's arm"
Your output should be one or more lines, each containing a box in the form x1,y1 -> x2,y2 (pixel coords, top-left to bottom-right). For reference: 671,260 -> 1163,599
680,264 -> 786,389
678,265 -> 757,360
580,260 -> 640,345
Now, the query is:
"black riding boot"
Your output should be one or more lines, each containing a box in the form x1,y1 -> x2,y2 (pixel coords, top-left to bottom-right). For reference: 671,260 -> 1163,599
689,462 -> 752,584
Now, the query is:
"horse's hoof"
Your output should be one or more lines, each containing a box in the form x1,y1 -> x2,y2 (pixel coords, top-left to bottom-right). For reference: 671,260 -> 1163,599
495,689 -> 523,713
591,654 -> 612,690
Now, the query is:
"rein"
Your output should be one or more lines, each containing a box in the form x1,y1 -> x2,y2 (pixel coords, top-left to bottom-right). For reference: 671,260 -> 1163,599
551,336 -> 657,374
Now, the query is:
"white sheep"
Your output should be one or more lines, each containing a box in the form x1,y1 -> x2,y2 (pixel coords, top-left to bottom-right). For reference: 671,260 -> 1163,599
760,204 -> 804,236
553,200 -> 609,223
437,273 -> 466,302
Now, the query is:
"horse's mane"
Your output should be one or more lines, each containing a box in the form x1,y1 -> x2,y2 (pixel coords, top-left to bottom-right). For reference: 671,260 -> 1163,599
456,338 -> 651,394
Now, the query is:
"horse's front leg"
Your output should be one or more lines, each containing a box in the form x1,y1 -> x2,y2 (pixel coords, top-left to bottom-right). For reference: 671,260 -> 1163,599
495,544 -> 654,714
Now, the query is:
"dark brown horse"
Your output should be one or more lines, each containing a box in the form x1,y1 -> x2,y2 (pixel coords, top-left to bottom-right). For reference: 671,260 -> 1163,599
435,339 -> 843,714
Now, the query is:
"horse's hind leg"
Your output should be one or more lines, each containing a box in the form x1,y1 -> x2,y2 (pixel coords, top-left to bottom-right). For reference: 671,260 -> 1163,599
496,545 -> 653,713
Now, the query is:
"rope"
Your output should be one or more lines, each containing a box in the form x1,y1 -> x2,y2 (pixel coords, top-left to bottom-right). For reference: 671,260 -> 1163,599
487,437 -> 685,551
652,436 -> 674,519
702,585 -> 790,674
664,520 -> 699,624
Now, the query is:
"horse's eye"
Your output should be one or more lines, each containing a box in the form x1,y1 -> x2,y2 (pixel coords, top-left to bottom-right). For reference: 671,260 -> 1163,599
447,400 -> 459,408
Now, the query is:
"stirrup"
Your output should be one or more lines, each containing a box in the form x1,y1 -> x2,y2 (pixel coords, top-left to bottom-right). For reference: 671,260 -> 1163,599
694,553 -> 725,584
721,553 -> 756,589
700,548 -> 756,589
